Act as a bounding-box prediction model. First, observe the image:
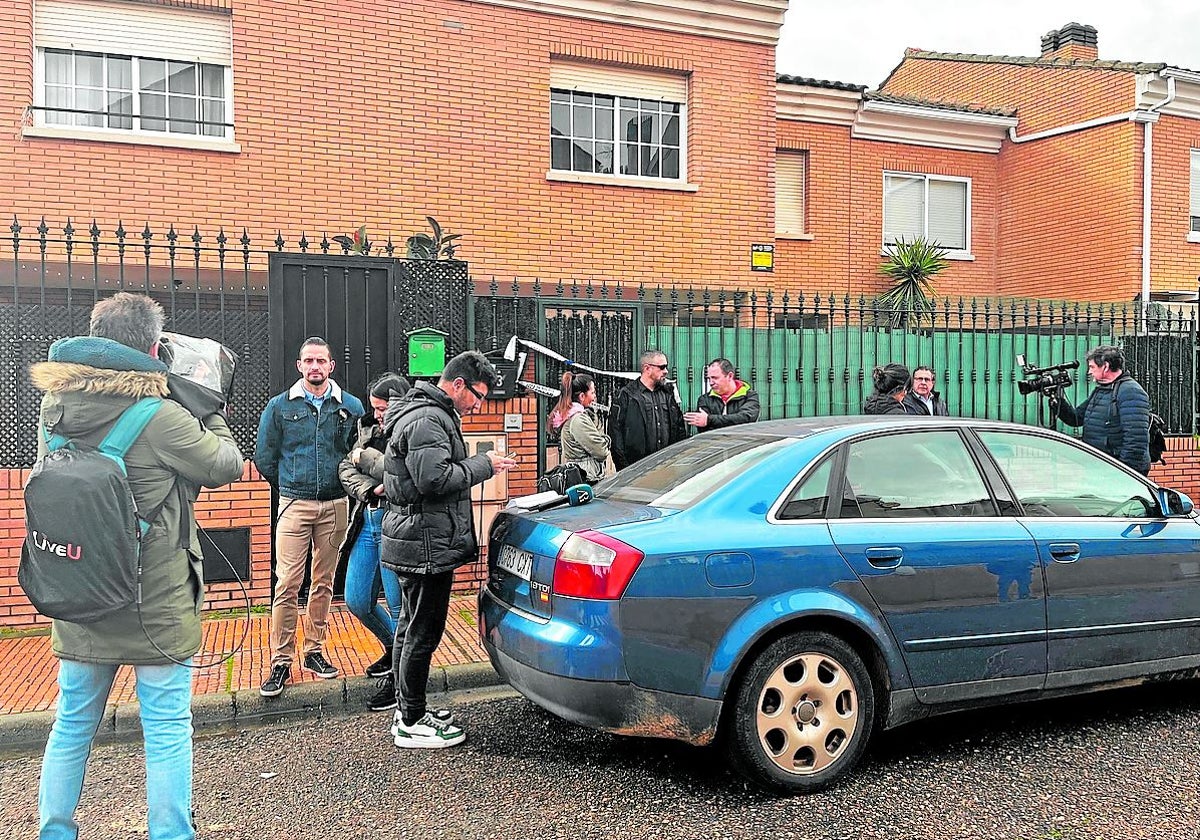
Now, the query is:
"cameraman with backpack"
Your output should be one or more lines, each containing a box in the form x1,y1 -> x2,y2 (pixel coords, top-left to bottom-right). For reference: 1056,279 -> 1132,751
1052,344 -> 1152,475
27,293 -> 243,839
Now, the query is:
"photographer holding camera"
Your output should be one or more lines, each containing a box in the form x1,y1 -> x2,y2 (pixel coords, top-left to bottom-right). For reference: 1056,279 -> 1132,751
1051,344 -> 1151,475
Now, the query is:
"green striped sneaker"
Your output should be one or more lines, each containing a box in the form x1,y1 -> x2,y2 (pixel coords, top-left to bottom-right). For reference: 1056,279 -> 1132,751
393,712 -> 466,749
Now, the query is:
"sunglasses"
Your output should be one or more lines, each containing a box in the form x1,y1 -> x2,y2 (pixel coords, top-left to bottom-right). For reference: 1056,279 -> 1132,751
647,363 -> 670,370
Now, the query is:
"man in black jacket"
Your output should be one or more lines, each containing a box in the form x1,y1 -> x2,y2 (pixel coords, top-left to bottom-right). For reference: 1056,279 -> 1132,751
380,351 -> 516,748
611,349 -> 686,469
685,358 -> 761,432
902,366 -> 950,416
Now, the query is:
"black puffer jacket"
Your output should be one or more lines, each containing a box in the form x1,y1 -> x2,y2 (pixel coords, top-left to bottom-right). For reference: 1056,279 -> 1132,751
694,381 -> 761,431
862,392 -> 912,415
1055,374 -> 1151,474
380,381 -> 494,575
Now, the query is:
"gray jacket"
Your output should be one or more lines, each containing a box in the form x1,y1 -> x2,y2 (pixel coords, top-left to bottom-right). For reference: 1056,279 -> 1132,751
560,406 -> 610,483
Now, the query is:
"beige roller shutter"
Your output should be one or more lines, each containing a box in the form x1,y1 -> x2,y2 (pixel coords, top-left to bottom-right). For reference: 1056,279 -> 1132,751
35,0 -> 232,65
550,60 -> 687,102
776,151 -> 807,235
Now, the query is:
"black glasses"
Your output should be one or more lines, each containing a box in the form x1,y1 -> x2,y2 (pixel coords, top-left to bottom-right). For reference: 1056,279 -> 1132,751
647,363 -> 670,370
463,382 -> 486,401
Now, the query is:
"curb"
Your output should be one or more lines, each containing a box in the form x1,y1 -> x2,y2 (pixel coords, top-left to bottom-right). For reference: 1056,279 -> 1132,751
0,661 -> 502,756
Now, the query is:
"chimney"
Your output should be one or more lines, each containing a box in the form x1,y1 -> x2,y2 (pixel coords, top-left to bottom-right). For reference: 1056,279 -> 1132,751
1040,22 -> 1098,61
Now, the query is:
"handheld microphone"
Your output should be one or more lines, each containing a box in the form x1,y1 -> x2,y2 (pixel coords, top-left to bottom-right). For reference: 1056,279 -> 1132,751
565,484 -> 594,506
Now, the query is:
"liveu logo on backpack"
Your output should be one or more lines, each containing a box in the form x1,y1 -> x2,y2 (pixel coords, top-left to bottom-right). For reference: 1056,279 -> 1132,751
19,398 -> 165,623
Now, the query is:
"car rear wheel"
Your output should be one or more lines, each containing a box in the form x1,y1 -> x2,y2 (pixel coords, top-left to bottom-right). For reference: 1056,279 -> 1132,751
727,630 -> 875,794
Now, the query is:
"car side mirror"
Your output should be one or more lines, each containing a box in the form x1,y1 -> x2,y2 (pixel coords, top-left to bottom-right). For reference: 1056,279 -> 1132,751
1156,488 -> 1194,516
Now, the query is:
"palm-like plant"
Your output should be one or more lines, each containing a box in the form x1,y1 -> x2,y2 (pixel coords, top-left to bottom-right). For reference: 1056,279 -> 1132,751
875,236 -> 948,328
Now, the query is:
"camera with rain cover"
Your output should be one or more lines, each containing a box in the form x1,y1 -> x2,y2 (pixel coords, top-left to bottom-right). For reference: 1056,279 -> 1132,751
1016,354 -> 1078,396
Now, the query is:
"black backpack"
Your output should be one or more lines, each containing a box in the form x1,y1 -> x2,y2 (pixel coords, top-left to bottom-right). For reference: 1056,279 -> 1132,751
1108,380 -> 1166,467
19,397 -> 165,623
1148,412 -> 1167,466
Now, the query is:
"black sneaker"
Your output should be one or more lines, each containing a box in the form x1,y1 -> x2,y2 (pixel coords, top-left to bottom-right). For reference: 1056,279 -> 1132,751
302,652 -> 339,679
364,651 -> 392,679
259,664 -> 290,698
367,675 -> 397,712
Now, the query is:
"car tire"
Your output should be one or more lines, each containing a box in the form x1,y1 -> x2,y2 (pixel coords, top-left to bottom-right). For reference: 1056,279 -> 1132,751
727,630 -> 875,794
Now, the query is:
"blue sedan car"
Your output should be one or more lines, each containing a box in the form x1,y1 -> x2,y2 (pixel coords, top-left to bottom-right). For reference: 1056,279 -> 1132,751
479,417 -> 1200,793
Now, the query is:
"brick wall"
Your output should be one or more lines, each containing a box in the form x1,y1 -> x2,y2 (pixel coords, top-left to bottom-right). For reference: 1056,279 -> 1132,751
2,0 -> 777,290
996,121 -> 1143,300
1148,115 -> 1200,293
773,119 -> 1001,299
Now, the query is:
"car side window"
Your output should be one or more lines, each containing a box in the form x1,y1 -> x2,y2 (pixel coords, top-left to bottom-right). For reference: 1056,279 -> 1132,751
777,456 -> 833,520
977,430 -> 1157,518
842,431 -> 995,518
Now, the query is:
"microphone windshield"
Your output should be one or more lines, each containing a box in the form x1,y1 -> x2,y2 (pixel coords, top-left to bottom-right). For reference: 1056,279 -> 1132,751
565,484 -> 594,506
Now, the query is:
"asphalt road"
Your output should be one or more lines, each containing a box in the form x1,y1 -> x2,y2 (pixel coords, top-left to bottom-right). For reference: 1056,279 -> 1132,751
2,681 -> 1197,840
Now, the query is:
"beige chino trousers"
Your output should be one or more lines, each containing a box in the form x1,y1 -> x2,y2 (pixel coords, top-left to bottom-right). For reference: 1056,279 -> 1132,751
269,497 -> 348,667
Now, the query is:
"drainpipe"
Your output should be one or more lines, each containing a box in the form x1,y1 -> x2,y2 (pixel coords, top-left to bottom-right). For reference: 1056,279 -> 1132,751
1139,75 -> 1177,320
1007,111 -> 1146,144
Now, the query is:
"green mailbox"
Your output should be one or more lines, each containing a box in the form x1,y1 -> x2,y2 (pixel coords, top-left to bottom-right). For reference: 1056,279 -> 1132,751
406,328 -> 448,377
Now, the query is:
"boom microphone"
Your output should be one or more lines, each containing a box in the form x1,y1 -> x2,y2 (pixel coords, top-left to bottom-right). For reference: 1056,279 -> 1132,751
565,484 -> 594,506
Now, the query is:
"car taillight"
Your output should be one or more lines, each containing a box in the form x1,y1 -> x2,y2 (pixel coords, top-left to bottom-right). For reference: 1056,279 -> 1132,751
552,530 -> 644,600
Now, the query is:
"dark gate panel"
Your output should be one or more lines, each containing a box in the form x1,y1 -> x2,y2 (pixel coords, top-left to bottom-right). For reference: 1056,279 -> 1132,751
267,253 -> 397,400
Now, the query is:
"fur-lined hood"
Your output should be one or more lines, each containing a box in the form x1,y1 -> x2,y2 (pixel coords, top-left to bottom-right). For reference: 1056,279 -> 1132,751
29,336 -> 169,398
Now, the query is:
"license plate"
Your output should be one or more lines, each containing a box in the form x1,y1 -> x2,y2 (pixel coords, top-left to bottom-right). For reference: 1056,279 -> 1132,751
495,544 -> 534,580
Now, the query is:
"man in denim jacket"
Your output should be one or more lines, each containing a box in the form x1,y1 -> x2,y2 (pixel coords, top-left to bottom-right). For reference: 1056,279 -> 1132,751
255,337 -> 364,697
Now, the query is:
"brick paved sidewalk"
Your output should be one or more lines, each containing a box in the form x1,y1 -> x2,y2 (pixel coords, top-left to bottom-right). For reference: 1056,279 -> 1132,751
0,596 -> 486,716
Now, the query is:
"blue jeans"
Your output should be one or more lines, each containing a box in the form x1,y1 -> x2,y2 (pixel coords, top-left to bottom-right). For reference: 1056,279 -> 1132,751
343,506 -> 401,648
39,658 -> 195,840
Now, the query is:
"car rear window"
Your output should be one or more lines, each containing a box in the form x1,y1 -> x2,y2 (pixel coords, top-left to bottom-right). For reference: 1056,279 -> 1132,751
596,434 -> 794,509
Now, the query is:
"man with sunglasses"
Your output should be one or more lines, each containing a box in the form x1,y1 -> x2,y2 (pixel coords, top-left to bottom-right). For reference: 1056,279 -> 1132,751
611,349 -> 686,470
379,350 -> 517,747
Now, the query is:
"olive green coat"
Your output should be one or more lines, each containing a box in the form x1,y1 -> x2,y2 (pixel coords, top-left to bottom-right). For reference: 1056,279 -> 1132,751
29,353 -> 244,665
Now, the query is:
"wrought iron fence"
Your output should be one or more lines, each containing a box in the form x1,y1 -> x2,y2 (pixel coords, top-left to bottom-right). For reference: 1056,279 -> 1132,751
471,279 -> 1197,436
4,218 -> 438,467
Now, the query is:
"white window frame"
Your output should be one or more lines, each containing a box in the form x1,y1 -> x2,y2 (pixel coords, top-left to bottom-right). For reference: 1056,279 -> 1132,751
547,62 -> 695,192
33,49 -> 234,143
882,171 -> 973,260
1188,149 -> 1200,243
26,0 -> 237,152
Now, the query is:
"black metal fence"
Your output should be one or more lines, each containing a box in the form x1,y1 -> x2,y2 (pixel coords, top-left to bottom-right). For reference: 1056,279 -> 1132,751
471,279 -> 1197,436
6,218 -> 1196,469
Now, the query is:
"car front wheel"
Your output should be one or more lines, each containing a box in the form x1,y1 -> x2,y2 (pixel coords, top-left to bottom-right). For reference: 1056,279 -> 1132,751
727,630 -> 875,794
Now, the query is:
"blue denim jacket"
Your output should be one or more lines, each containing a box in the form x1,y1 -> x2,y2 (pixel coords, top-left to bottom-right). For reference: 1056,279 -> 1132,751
254,380 -> 364,500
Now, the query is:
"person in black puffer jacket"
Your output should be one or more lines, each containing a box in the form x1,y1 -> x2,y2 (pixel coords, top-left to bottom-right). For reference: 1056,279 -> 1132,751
1053,344 -> 1150,474
380,351 -> 516,749
862,363 -> 914,415
684,357 -> 761,432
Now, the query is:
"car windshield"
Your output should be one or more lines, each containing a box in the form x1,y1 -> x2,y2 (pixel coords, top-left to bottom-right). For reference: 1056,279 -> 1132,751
596,434 -> 794,508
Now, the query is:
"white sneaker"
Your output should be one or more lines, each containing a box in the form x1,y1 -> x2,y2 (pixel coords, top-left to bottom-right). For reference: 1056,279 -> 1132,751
390,708 -> 454,738
393,712 -> 466,749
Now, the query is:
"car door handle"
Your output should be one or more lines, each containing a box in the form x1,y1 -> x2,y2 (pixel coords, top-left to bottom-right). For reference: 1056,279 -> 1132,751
1048,543 -> 1081,562
865,547 -> 903,569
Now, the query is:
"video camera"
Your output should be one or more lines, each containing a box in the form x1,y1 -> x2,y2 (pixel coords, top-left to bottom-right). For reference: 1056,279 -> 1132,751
158,332 -> 239,419
1016,354 -> 1078,397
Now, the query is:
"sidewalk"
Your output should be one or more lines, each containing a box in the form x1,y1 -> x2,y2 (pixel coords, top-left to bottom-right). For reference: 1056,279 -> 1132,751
0,596 -> 497,750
